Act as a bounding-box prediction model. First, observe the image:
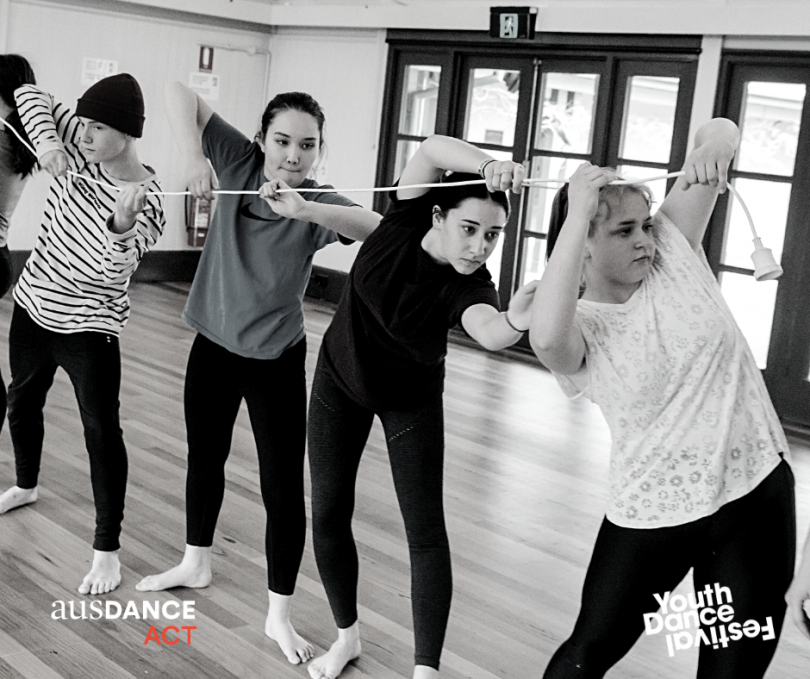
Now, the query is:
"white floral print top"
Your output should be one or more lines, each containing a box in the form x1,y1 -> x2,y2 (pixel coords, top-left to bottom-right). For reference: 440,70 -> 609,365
556,212 -> 787,528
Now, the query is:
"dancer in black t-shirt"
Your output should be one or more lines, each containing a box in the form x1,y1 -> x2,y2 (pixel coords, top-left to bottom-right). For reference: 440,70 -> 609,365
307,134 -> 537,679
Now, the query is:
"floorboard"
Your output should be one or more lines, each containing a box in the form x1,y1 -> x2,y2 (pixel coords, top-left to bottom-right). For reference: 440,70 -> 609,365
0,282 -> 807,678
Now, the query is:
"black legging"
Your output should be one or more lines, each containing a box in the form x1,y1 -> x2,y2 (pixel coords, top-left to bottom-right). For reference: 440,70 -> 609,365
544,459 -> 796,679
183,333 -> 307,595
0,245 -> 14,432
308,353 -> 451,670
8,303 -> 127,551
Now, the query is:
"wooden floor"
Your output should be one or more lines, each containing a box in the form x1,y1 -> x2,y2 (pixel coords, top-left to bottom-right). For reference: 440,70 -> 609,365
0,282 -> 808,679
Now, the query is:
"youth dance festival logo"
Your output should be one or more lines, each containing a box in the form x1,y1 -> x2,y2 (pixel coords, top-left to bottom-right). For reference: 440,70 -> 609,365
643,583 -> 775,657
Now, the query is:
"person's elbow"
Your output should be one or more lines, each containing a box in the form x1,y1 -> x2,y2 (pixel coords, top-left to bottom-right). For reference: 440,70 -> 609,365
475,331 -> 504,352
529,333 -> 583,375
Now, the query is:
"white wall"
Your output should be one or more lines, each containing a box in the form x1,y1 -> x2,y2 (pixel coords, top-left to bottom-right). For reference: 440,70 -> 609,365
4,0 -> 272,251
119,0 -> 810,36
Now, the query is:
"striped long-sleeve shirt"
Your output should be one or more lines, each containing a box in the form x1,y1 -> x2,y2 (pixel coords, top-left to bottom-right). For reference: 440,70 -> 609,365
13,85 -> 165,335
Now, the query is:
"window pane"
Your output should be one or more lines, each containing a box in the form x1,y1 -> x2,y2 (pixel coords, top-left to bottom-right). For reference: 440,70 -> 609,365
736,81 -> 805,177
722,178 -> 789,271
399,65 -> 441,136
616,164 -> 669,210
535,72 -> 599,154
619,76 -> 680,164
719,271 -> 777,369
525,156 -> 574,235
520,235 -> 548,286
464,69 -> 520,147
394,139 -> 421,180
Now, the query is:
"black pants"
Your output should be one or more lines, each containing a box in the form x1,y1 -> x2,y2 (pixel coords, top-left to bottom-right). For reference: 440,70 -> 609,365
8,303 -> 127,552
183,333 -> 307,596
308,353 -> 451,670
0,246 -> 14,433
543,459 -> 796,679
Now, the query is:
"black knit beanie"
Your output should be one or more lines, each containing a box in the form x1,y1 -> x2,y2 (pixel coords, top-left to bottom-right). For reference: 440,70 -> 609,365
75,73 -> 145,138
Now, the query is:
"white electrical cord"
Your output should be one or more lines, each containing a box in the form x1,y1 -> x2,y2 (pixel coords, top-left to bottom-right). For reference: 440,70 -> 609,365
1,115 -> 781,278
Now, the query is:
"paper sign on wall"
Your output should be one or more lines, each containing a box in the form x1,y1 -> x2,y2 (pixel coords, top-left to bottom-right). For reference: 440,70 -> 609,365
188,72 -> 220,101
81,58 -> 119,86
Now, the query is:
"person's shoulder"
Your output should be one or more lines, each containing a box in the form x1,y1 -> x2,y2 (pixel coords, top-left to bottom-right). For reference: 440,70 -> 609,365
392,184 -> 440,206
203,113 -> 252,147
385,187 -> 435,221
14,83 -> 49,99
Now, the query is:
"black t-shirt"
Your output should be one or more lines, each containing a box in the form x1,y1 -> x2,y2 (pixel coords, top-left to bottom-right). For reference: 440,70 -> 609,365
321,189 -> 500,410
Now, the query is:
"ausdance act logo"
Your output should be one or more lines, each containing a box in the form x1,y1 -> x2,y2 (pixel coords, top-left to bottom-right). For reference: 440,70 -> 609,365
51,599 -> 197,645
643,583 -> 775,657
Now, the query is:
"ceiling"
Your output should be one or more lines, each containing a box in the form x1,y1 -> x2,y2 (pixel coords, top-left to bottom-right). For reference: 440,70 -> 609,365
248,0 -> 464,5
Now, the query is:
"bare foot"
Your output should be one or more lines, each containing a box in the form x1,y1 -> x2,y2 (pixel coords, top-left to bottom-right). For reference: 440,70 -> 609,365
0,485 -> 38,514
136,544 -> 212,591
265,590 -> 314,664
308,623 -> 361,679
413,665 -> 439,679
78,549 -> 121,595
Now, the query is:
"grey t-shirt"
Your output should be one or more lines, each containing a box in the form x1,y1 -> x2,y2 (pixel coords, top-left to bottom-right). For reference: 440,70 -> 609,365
0,130 -> 28,248
183,113 -> 356,359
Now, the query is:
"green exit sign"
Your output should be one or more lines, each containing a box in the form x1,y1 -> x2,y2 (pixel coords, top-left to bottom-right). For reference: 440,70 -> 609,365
489,6 -> 538,40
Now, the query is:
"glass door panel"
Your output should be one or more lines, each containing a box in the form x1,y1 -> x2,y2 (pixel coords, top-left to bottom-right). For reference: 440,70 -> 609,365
380,55 -> 448,197
736,82 -> 805,176
399,64 -> 441,136
619,76 -> 680,164
718,272 -> 778,369
535,72 -> 599,154
520,236 -> 548,286
710,58 -> 810,426
722,178 -> 790,271
518,67 -> 603,300
525,156 -> 573,233
393,139 -> 422,181
463,69 -> 520,147
456,58 -> 534,304
716,79 -> 806,373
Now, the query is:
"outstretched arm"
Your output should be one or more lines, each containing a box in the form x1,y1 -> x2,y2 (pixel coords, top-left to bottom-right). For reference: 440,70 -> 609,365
258,179 -> 381,242
14,85 -> 79,177
396,134 -> 524,201
461,280 -> 539,351
658,118 -> 740,251
529,163 -> 612,374
164,81 -> 217,199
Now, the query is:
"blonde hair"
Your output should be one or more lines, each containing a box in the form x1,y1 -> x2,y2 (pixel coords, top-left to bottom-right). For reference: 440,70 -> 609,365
546,171 -> 654,258
589,180 -> 654,236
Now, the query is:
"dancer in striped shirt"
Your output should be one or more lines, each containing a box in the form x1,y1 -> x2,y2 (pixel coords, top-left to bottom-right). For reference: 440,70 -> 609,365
0,73 -> 165,595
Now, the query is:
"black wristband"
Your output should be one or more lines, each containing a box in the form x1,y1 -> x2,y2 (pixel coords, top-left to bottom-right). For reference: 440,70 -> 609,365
504,311 -> 527,333
478,158 -> 496,178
